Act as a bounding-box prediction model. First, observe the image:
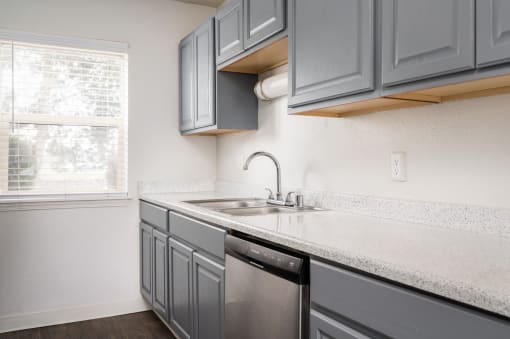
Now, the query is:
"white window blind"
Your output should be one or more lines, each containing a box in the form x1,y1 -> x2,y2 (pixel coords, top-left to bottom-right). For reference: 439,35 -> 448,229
0,31 -> 128,200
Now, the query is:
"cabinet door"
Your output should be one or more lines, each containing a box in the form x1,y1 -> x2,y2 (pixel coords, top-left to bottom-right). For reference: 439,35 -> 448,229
194,18 -> 216,128
288,0 -> 375,107
140,223 -> 153,303
243,0 -> 285,49
152,229 -> 168,320
310,310 -> 370,339
381,0 -> 475,87
216,0 -> 244,64
168,238 -> 194,339
477,0 -> 510,68
192,253 -> 225,339
179,33 -> 195,132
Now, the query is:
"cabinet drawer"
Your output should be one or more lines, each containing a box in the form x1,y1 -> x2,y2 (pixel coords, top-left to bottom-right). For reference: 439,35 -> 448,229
140,201 -> 168,232
310,310 -> 369,339
170,212 -> 225,260
311,260 -> 510,339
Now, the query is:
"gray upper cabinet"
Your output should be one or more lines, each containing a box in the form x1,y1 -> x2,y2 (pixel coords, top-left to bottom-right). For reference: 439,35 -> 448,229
179,33 -> 195,132
477,0 -> 510,68
243,0 -> 285,49
216,0 -> 244,64
140,222 -> 153,304
179,16 -> 258,134
288,0 -> 375,107
169,238 -> 194,339
194,19 -> 216,128
152,229 -> 168,320
192,252 -> 225,339
381,0 -> 475,87
179,18 -> 216,133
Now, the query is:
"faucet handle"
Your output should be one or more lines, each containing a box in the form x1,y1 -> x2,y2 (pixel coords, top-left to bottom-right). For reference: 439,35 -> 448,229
265,188 -> 275,200
285,192 -> 296,206
295,194 -> 304,208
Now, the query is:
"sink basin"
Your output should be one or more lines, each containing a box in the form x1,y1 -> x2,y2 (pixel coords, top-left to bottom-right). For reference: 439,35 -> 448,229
184,198 -> 325,216
219,206 -> 324,216
184,198 -> 268,210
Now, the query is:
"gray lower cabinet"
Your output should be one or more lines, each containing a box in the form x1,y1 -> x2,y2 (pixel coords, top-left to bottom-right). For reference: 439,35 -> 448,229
192,252 -> 225,339
311,260 -> 510,338
288,0 -> 375,107
310,310 -> 370,339
168,238 -> 194,339
216,0 -> 244,64
140,222 -> 153,304
477,0 -> 510,68
140,201 -> 169,233
179,33 -> 195,132
139,203 -> 226,339
381,0 -> 475,87
243,0 -> 285,49
153,229 -> 168,320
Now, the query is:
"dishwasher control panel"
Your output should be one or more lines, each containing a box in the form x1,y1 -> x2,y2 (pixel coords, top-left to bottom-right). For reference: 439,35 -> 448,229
226,234 -> 304,275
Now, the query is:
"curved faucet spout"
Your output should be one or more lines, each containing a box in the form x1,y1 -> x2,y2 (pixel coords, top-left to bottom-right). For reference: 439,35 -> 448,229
243,151 -> 282,201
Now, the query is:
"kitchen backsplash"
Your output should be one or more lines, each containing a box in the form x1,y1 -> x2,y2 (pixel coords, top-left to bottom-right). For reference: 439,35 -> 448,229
216,66 -> 510,210
215,180 -> 510,238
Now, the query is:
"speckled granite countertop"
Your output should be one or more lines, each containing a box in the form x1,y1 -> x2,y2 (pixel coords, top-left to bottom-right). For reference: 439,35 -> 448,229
140,192 -> 510,319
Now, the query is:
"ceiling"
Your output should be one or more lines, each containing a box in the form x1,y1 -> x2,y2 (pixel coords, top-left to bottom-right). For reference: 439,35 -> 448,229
175,0 -> 223,7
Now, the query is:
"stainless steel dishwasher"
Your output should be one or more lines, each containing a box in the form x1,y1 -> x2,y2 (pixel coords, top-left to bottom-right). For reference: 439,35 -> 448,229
225,234 -> 309,339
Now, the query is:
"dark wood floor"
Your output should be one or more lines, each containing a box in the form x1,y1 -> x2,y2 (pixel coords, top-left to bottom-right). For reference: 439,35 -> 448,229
0,311 -> 176,339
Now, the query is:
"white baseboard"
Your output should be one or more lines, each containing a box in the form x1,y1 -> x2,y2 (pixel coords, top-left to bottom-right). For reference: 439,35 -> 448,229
0,298 -> 151,334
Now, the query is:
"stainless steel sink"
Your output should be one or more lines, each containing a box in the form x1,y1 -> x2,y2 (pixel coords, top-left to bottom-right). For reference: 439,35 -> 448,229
184,198 -> 268,210
184,198 -> 324,216
220,205 -> 324,216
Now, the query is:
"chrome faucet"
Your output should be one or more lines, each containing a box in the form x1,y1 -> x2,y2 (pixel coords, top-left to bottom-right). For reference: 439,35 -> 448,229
243,151 -> 296,206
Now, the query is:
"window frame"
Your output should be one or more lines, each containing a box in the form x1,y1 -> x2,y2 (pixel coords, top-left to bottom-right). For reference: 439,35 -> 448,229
0,29 -> 129,202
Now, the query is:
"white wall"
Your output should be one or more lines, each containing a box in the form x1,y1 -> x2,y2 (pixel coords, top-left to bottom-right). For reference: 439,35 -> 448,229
217,66 -> 510,209
0,0 -> 216,332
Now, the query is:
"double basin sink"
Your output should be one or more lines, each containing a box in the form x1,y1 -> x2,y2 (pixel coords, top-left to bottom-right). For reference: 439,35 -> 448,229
184,198 -> 324,216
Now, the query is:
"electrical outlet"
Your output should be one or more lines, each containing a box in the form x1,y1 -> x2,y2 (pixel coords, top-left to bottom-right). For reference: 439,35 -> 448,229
391,152 -> 407,181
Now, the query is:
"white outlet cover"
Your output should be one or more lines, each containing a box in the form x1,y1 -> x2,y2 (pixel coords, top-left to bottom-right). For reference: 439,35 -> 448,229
391,152 -> 407,181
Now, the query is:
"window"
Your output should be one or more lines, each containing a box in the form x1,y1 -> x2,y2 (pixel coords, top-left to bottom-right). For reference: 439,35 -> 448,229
0,30 -> 128,200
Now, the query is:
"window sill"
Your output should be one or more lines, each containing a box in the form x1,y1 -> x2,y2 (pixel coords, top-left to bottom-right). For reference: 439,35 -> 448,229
0,196 -> 132,212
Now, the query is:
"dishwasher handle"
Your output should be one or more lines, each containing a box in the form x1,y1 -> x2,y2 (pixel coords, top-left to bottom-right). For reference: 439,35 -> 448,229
225,234 -> 307,283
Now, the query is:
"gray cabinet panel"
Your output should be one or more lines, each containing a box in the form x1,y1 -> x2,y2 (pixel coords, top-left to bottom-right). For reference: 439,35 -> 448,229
140,222 -> 153,304
310,310 -> 370,339
311,260 -> 510,339
288,0 -> 375,107
170,212 -> 226,260
381,0 -> 475,87
179,33 -> 195,132
477,0 -> 510,68
140,201 -> 168,232
192,252 -> 225,339
216,71 -> 258,130
169,238 -> 194,339
152,229 -> 168,320
194,19 -> 216,128
243,0 -> 285,49
216,0 -> 244,64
